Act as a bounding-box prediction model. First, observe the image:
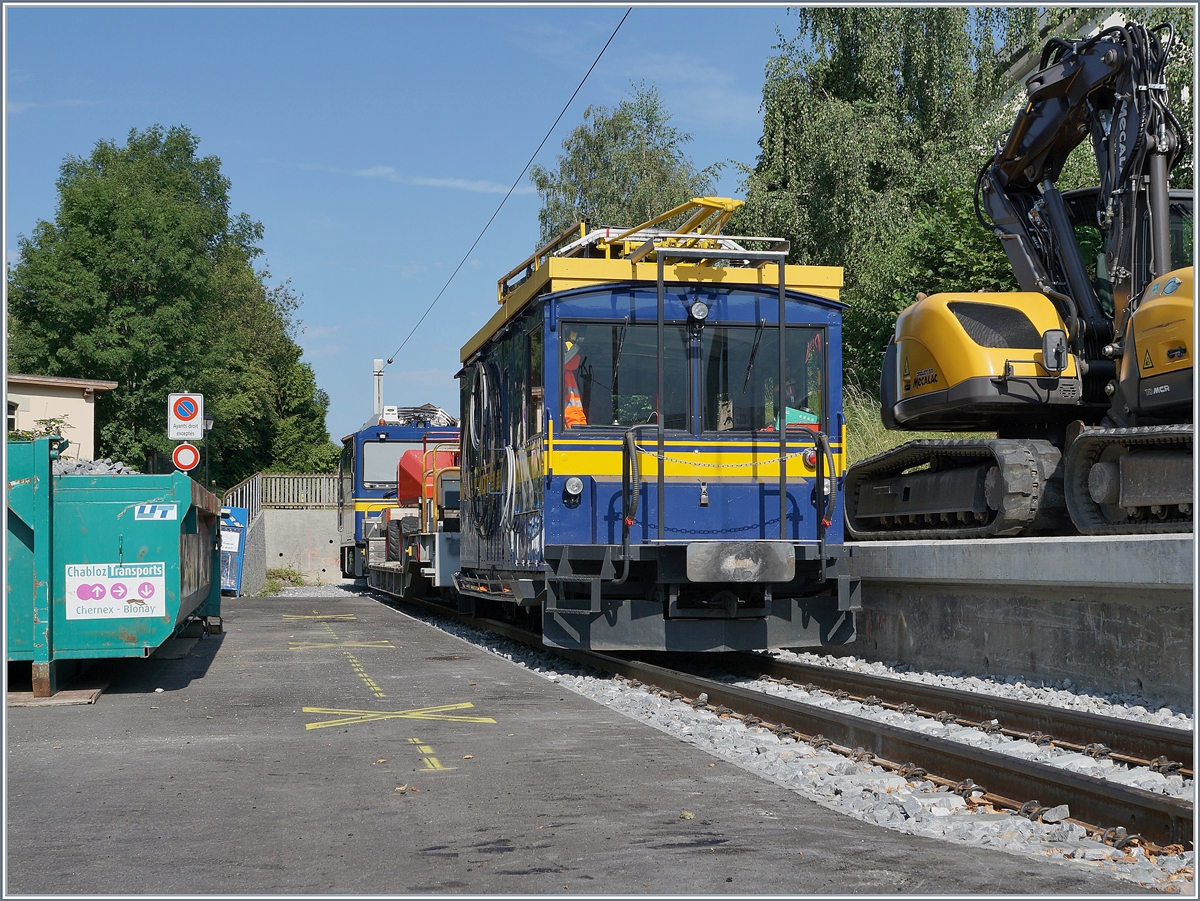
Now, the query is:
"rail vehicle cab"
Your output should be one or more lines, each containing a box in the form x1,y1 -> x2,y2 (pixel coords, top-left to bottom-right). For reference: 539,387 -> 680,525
337,406 -> 457,578
454,198 -> 861,652
366,435 -> 462,599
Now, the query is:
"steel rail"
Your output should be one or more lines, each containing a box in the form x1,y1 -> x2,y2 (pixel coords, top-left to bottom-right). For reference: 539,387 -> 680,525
568,652 -> 1193,848
720,654 -> 1193,772
376,591 -> 1193,847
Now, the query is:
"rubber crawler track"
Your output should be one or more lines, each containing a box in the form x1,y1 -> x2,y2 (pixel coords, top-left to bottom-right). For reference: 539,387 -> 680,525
845,439 -> 1063,540
1064,424 -> 1194,536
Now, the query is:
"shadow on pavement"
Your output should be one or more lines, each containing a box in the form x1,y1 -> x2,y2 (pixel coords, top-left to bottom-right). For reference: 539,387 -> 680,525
86,632 -> 227,694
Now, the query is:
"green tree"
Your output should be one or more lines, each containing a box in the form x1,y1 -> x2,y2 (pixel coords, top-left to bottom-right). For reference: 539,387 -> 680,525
7,125 -> 339,484
734,8 -> 1045,389
530,82 -> 722,244
735,8 -> 1192,391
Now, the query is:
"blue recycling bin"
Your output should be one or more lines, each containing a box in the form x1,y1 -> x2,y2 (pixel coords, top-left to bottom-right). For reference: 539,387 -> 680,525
220,507 -> 248,595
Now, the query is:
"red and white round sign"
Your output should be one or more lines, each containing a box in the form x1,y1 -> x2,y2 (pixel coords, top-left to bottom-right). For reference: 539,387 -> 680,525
172,395 -> 200,422
172,443 -> 200,472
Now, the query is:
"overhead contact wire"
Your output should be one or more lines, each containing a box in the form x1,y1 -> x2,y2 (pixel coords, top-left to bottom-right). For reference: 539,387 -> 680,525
385,7 -> 632,366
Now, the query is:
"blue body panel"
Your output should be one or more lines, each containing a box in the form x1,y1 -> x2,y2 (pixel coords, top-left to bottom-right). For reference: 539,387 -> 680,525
545,473 -> 844,547
461,282 -> 848,576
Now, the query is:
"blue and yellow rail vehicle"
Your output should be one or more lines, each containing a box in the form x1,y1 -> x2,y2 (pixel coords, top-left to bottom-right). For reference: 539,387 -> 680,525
454,198 -> 861,651
337,405 -> 457,578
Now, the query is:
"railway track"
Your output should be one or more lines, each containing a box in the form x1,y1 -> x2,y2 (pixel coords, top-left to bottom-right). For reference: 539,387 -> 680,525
378,590 -> 1194,850
709,654 -> 1193,776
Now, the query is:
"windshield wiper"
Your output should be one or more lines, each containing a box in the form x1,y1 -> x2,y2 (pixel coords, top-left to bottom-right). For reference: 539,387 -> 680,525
612,316 -> 630,381
742,318 -> 766,394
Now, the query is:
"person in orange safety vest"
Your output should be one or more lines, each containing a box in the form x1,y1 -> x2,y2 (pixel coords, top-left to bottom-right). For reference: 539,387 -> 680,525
563,332 -> 587,428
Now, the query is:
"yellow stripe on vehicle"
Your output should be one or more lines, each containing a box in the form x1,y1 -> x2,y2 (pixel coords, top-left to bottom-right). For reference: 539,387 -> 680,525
544,447 -> 843,479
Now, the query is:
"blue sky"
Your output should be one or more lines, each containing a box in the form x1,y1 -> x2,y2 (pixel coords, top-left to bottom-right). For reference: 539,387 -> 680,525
5,5 -> 803,443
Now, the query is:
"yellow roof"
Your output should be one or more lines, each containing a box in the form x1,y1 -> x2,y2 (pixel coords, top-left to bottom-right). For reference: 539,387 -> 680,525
461,252 -> 843,363
461,198 -> 842,362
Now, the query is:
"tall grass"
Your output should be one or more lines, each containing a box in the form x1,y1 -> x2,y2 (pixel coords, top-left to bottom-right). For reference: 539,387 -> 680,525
842,382 -> 991,465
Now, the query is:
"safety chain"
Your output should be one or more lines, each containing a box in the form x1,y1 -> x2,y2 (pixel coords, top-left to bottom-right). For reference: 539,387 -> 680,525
631,443 -> 817,470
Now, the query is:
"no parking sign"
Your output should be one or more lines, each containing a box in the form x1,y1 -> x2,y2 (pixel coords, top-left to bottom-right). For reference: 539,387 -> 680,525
168,393 -> 204,440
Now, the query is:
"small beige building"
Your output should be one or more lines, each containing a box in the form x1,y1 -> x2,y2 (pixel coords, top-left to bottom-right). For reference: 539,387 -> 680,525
7,373 -> 118,461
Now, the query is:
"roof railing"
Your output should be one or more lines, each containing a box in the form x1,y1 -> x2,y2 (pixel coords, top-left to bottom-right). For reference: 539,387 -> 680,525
497,197 -> 794,302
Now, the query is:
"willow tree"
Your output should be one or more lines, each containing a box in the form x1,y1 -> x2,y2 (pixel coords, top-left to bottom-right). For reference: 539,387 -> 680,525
736,8 -> 1192,390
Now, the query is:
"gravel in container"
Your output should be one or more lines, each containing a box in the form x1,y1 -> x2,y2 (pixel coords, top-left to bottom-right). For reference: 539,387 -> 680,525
52,457 -> 140,475
282,585 -> 1195,894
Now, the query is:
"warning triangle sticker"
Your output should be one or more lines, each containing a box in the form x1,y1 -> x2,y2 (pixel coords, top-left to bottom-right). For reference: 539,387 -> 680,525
1143,349 -> 1154,370
903,357 -> 910,378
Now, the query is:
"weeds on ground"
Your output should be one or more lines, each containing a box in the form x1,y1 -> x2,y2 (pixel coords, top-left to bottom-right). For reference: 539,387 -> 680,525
260,567 -> 305,596
842,382 -> 991,465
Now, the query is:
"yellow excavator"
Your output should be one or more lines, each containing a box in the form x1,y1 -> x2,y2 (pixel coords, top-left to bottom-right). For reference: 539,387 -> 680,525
846,20 -> 1193,538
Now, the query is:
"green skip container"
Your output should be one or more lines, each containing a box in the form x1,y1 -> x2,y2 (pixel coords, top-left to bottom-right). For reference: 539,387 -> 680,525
7,436 -> 222,696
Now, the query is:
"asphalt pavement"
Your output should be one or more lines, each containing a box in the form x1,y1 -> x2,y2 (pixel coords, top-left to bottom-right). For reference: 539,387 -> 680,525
5,592 -> 1148,895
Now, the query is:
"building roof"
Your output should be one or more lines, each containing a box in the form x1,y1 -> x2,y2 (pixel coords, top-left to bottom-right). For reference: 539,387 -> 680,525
7,373 -> 119,393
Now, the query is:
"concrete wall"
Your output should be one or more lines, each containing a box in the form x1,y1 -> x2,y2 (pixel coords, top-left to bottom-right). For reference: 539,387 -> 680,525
843,535 -> 1194,711
240,512 -> 267,597
264,508 -> 341,583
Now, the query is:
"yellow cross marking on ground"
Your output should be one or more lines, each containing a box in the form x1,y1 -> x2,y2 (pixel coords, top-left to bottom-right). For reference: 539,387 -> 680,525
283,613 -> 357,621
409,737 -> 453,770
289,640 -> 394,650
303,702 -> 496,730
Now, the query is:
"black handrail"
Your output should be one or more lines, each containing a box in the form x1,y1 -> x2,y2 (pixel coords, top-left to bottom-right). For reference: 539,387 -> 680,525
615,422 -> 656,585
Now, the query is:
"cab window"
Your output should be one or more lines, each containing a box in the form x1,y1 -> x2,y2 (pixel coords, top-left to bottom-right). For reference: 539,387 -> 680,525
561,322 -> 687,429
702,325 -> 824,432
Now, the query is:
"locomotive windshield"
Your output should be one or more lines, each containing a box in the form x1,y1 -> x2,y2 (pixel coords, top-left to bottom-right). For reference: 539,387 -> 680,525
563,322 -> 688,429
361,440 -> 421,488
561,321 -> 825,432
703,325 -> 824,432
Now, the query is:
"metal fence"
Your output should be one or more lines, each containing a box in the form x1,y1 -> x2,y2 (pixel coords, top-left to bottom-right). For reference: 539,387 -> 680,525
261,473 -> 338,509
223,472 -> 338,513
223,472 -> 262,520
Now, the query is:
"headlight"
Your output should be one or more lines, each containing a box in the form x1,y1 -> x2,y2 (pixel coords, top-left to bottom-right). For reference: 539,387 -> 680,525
689,300 -> 709,321
564,476 -> 584,496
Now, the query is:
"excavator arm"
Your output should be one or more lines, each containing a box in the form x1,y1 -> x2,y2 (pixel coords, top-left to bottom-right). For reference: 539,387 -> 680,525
976,23 -> 1185,356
